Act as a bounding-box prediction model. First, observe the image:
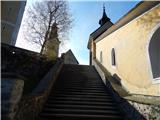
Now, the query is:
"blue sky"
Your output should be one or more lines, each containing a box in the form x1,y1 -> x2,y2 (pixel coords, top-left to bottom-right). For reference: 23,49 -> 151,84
16,0 -> 140,65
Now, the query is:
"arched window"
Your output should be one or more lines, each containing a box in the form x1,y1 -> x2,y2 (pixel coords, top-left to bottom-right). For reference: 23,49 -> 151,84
100,51 -> 103,63
111,48 -> 116,66
93,43 -> 96,59
149,27 -> 160,79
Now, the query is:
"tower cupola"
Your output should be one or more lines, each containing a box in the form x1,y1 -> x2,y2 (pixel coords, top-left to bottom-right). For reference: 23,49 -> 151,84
99,5 -> 110,26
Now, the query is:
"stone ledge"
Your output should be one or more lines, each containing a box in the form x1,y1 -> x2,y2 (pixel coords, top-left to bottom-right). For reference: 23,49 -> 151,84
31,58 -> 63,95
125,94 -> 160,105
93,59 -> 160,105
15,58 -> 64,120
1,72 -> 26,80
92,59 -> 160,119
93,59 -> 130,97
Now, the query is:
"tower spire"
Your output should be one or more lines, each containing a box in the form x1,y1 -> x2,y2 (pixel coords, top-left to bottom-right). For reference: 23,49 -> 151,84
103,3 -> 105,15
99,4 -> 110,26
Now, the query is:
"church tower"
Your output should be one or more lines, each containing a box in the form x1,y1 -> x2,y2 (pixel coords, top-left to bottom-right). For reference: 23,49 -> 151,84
43,22 -> 60,60
99,5 -> 112,26
88,5 -> 113,65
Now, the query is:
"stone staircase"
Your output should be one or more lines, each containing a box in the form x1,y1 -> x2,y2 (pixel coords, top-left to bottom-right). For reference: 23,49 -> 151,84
38,64 -> 124,120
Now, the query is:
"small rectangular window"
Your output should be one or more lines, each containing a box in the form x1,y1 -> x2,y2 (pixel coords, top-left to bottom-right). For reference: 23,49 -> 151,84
111,48 -> 116,66
100,51 -> 103,63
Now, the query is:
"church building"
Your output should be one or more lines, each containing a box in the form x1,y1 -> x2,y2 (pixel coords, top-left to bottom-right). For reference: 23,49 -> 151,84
88,1 -> 160,96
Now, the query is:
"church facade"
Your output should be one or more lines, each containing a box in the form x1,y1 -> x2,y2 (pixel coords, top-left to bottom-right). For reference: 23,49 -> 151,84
88,2 -> 160,96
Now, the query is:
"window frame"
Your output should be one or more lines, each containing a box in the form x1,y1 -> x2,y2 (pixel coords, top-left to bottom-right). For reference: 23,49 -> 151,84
147,24 -> 160,84
100,51 -> 103,63
111,48 -> 116,66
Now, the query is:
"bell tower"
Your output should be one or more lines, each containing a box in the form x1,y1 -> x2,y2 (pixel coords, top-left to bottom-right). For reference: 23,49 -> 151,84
99,5 -> 111,26
43,22 -> 60,60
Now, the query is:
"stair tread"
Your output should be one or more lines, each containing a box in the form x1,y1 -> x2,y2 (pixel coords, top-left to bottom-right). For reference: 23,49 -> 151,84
47,100 -> 116,106
54,88 -> 106,91
52,92 -> 109,96
54,87 -> 105,89
42,108 -> 120,115
49,93 -> 112,99
51,94 -> 110,98
53,89 -> 107,93
48,97 -> 113,101
40,113 -> 123,119
45,104 -> 117,110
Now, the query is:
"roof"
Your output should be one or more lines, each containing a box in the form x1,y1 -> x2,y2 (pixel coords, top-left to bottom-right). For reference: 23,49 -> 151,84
87,1 -> 160,49
99,5 -> 111,26
87,20 -> 113,49
90,21 -> 113,40
62,49 -> 79,64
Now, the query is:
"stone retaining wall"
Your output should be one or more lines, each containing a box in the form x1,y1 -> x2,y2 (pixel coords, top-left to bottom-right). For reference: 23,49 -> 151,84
15,94 -> 45,120
14,59 -> 64,120
1,78 -> 24,120
2,45 -> 78,120
129,101 -> 160,120
1,43 -> 55,94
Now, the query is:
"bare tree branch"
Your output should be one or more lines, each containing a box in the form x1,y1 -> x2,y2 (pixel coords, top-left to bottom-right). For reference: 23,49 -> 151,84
22,0 -> 73,54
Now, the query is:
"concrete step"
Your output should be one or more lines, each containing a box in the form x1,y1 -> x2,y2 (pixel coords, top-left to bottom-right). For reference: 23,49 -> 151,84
46,100 -> 116,106
53,89 -> 107,93
44,104 -> 117,110
55,84 -> 104,87
52,91 -> 109,96
49,94 -> 112,99
39,113 -> 123,120
51,93 -> 111,98
56,79 -> 101,82
54,81 -> 103,84
53,87 -> 107,92
53,86 -> 106,90
42,108 -> 120,115
48,97 -> 113,102
55,80 -> 102,83
57,84 -> 105,88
